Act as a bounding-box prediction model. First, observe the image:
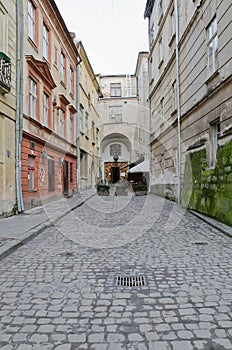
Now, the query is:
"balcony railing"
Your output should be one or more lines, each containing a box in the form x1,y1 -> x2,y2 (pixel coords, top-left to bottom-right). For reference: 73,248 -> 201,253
0,52 -> 11,93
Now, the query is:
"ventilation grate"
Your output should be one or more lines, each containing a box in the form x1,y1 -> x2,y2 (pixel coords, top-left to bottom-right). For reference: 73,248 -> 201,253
116,275 -> 146,287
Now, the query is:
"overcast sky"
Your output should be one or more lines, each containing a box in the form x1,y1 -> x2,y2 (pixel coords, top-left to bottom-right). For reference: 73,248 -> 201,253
55,0 -> 148,75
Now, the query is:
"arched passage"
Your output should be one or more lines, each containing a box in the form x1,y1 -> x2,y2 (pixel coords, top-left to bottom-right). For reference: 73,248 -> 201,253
100,133 -> 132,183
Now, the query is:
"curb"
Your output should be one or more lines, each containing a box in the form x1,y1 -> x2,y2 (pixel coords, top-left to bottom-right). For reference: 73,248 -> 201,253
189,210 -> 232,239
0,193 -> 95,261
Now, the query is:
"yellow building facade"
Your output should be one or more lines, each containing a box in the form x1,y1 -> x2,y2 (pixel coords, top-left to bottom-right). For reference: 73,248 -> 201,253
0,0 -> 17,216
77,42 -> 101,190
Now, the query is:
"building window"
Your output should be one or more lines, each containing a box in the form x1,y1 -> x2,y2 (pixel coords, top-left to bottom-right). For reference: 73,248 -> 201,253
80,151 -> 88,177
28,155 -> 35,191
160,97 -> 164,119
0,4 -> 8,53
159,0 -> 163,21
110,144 -> 122,157
59,109 -> 65,137
43,92 -> 49,127
209,120 -> 220,168
207,17 -> 218,76
109,105 -> 122,123
28,0 -> 35,42
170,8 -> 175,37
96,128 -> 99,145
172,80 -> 177,111
92,121 -> 95,144
48,158 -> 55,191
70,162 -> 73,183
43,23 -> 49,61
84,74 -> 87,92
60,52 -> 65,83
70,115 -> 74,143
110,83 -> 121,97
54,46 -> 58,66
70,66 -> 74,95
29,77 -> 37,119
79,106 -> 83,132
85,112 -> 88,136
159,38 -> 163,66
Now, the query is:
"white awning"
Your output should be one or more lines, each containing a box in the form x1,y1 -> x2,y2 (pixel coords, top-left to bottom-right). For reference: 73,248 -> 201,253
128,160 -> 150,173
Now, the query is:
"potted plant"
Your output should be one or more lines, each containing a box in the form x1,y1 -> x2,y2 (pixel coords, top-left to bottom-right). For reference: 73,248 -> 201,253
134,183 -> 148,196
115,180 -> 129,196
96,183 -> 110,196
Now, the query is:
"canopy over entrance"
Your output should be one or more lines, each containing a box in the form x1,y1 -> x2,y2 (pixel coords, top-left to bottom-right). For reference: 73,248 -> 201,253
128,159 -> 150,173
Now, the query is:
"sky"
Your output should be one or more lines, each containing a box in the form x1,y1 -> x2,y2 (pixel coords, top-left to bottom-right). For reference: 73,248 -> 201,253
55,0 -> 149,75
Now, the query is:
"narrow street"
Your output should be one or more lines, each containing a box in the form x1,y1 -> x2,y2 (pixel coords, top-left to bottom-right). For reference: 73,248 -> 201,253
1,193 -> 232,350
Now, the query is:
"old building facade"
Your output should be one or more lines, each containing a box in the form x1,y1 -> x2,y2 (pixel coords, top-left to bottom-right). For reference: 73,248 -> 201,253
21,0 -> 79,209
0,0 -> 17,216
135,52 -> 150,162
98,74 -> 141,183
76,42 -> 101,191
145,0 -> 232,223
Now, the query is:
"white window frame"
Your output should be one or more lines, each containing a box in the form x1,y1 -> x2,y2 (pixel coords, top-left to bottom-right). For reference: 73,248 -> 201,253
110,83 -> 121,97
59,109 -> 65,137
43,24 -> 49,60
28,155 -> 35,191
91,121 -> 95,143
79,106 -> 83,132
60,52 -> 65,83
29,77 -> 37,119
207,17 -> 218,76
70,66 -> 73,94
43,92 -> 49,126
28,0 -> 35,42
70,114 -> 74,142
85,112 -> 88,136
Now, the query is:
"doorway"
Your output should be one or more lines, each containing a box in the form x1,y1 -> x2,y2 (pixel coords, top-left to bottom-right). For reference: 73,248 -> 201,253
112,166 -> 120,183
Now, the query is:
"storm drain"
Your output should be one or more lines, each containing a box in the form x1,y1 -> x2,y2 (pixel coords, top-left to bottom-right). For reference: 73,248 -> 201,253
115,275 -> 146,287
192,241 -> 208,246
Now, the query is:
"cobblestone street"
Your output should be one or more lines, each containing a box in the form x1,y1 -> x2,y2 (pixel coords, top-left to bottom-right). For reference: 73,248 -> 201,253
1,194 -> 232,350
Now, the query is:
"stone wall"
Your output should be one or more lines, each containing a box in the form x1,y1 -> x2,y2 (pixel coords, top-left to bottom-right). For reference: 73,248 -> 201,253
182,139 -> 232,225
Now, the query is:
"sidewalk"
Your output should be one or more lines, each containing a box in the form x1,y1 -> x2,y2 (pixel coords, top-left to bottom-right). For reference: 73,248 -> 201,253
0,188 -> 96,260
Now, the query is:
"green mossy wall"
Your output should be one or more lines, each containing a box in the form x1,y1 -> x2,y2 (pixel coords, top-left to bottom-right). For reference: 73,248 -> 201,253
182,140 -> 232,225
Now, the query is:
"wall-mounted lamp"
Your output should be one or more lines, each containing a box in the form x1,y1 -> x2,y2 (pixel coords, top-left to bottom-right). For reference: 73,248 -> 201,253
113,154 -> 119,162
59,157 -> 64,165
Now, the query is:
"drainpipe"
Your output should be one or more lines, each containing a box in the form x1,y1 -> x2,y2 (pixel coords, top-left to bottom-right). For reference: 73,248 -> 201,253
174,0 -> 182,205
75,43 -> 81,193
16,0 -> 24,213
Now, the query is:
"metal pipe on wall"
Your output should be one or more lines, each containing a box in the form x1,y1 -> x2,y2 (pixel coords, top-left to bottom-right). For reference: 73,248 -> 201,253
75,43 -> 81,193
174,0 -> 182,205
16,0 -> 24,213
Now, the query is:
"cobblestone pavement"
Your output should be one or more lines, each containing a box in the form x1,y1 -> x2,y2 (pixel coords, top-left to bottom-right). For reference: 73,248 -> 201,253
0,194 -> 232,350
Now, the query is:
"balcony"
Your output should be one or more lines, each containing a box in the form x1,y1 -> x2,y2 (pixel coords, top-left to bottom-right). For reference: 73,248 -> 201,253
0,52 -> 11,94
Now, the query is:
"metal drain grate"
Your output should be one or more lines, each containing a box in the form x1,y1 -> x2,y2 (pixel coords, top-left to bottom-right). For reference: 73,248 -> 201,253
192,241 -> 208,246
116,275 -> 146,287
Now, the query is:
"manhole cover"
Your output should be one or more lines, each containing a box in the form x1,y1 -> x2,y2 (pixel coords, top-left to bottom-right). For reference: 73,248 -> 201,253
115,275 -> 146,287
